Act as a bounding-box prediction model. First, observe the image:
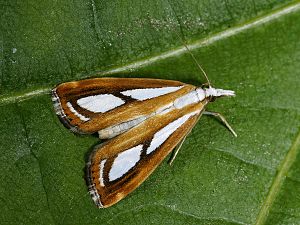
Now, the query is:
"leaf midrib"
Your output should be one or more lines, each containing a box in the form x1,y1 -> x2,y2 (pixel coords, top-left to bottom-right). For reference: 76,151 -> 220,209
1,2 -> 300,106
255,129 -> 300,225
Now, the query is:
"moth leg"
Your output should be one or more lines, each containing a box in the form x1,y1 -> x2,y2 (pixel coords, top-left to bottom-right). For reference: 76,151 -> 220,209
203,111 -> 237,137
168,112 -> 203,165
168,135 -> 188,166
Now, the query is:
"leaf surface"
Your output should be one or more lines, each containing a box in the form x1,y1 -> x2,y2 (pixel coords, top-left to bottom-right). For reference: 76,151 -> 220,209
1,1 -> 300,225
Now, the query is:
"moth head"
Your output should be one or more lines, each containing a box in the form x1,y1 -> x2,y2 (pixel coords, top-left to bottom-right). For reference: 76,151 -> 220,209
197,87 -> 235,102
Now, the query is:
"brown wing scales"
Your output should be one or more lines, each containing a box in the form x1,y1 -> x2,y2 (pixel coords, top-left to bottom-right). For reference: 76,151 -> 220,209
52,77 -> 195,134
87,102 -> 207,208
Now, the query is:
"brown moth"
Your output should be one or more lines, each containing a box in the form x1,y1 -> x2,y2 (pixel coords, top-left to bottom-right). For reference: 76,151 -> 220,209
52,77 -> 236,208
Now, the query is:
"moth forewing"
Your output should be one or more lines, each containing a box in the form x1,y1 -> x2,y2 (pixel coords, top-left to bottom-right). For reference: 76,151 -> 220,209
52,77 -> 195,135
87,101 -> 208,208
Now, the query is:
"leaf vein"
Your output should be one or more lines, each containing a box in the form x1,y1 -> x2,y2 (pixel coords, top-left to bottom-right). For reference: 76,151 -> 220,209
106,203 -> 248,225
255,127 -> 300,225
90,0 -> 102,43
15,103 -> 57,225
1,2 -> 300,105
212,147 -> 274,171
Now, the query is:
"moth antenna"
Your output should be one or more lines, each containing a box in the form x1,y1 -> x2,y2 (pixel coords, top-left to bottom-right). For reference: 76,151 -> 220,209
173,31 -> 212,87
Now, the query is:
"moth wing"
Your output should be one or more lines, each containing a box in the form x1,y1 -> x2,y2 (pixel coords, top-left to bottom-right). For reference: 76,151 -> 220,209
87,103 -> 205,208
52,77 -> 195,134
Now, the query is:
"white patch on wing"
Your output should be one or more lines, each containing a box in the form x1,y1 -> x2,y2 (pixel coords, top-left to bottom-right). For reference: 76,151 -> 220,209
109,145 -> 143,182
174,90 -> 199,109
99,159 -> 107,186
77,94 -> 125,113
98,115 -> 149,139
146,111 -> 199,154
121,86 -> 183,101
66,102 -> 90,121
196,88 -> 205,101
155,103 -> 174,115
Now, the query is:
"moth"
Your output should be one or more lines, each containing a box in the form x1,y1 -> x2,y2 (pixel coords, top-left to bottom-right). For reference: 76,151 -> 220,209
52,76 -> 236,208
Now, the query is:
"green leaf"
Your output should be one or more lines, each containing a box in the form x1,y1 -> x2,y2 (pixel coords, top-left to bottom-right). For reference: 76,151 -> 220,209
1,1 -> 300,224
